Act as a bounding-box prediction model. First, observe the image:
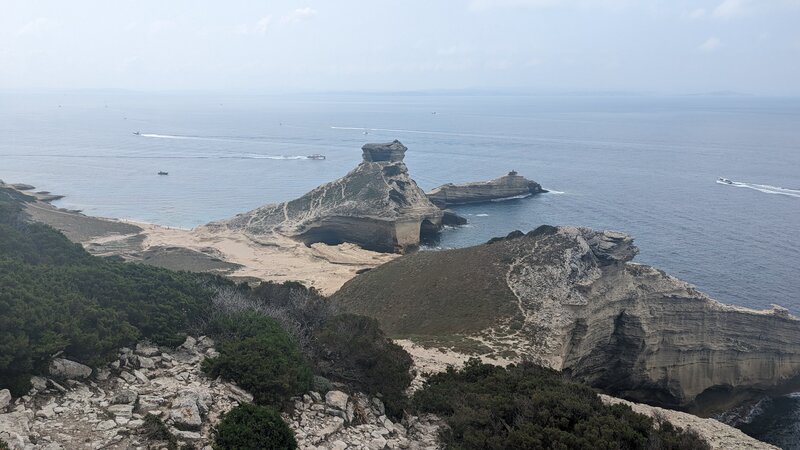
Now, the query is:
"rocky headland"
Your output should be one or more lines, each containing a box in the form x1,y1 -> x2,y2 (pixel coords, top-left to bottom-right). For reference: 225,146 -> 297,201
333,225 -> 800,414
208,140 -> 445,253
425,171 -> 545,208
2,155 -> 788,448
3,181 -> 396,295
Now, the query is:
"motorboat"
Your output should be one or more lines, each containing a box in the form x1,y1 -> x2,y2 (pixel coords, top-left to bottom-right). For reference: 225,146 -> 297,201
133,131 -> 141,135
307,154 -> 326,160
158,171 -> 169,176
718,177 -> 733,184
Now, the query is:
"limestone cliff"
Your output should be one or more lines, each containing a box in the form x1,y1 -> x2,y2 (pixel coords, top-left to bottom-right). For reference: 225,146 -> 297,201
426,171 -> 546,208
208,140 -> 444,253
333,226 -> 800,412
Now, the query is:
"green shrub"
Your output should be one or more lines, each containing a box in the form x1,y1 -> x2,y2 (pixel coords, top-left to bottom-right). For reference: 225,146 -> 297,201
413,359 -> 710,450
141,413 -> 178,450
312,314 -> 413,417
216,282 -> 414,416
0,438 -> 10,450
213,403 -> 297,450
202,312 -> 312,406
0,187 -> 225,395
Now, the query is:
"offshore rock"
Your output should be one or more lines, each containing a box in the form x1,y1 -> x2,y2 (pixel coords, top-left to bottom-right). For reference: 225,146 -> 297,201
426,171 -> 546,208
210,140 -> 444,253
334,225 -> 800,412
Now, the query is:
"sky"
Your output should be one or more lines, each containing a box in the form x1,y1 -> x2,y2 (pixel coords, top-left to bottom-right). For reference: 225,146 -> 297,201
1,0 -> 799,95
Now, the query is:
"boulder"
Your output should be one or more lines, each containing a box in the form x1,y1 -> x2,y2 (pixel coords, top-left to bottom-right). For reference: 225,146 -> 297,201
49,358 -> 92,380
95,419 -> 116,431
135,342 -> 160,357
0,410 -> 32,449
29,376 -> 47,391
0,389 -> 11,411
325,391 -> 349,411
169,391 -> 211,430
112,389 -> 138,405
107,404 -> 134,418
179,336 -> 197,351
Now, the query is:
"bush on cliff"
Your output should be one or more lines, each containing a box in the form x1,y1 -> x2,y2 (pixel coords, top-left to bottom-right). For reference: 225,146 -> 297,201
213,403 -> 297,450
312,313 -> 413,417
413,359 -> 710,450
211,282 -> 414,416
0,187 -> 223,395
202,312 -> 313,406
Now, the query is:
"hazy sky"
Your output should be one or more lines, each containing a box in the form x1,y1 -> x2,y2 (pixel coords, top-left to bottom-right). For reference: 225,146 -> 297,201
2,0 -> 799,94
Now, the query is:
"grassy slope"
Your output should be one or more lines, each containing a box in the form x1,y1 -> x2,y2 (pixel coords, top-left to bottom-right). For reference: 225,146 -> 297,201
332,237 -> 521,338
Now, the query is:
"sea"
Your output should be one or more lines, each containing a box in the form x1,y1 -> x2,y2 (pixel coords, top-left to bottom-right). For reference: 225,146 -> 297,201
1,91 -> 799,447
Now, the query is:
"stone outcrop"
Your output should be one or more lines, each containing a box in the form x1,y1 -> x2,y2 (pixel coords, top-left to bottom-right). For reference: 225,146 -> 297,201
0,337 -> 249,449
426,171 -> 546,208
334,226 -> 800,413
209,140 -> 445,253
285,390 -> 440,449
0,336 -> 441,450
0,390 -> 11,412
48,358 -> 92,380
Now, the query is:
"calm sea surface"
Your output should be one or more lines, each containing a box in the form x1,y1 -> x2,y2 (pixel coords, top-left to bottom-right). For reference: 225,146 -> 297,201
1,91 -> 798,446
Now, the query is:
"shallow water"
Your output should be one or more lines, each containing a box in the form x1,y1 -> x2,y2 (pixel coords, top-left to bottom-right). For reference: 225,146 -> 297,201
2,91 -> 799,444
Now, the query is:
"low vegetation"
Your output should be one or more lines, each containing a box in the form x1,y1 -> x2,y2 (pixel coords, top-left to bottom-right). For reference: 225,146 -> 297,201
141,413 -> 178,450
213,403 -> 297,450
0,187 -> 224,395
208,282 -> 414,417
201,312 -> 313,406
413,359 -> 710,450
312,313 -> 413,416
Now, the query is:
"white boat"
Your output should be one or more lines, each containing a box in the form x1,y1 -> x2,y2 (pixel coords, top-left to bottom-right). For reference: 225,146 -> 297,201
718,177 -> 733,184
307,154 -> 326,160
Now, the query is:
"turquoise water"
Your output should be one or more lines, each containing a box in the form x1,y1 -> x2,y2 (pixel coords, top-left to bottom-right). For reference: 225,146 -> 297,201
2,91 -> 799,445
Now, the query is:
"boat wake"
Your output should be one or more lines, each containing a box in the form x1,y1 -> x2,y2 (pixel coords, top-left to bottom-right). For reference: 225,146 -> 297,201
717,179 -> 800,198
490,193 -> 533,202
140,133 -> 201,140
6,152 -> 313,160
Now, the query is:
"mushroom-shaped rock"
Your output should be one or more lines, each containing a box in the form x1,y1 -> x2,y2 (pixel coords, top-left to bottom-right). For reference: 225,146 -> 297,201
208,140 -> 444,253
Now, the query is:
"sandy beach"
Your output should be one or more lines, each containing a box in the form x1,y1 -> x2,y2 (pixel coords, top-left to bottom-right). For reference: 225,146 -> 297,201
13,183 -> 396,295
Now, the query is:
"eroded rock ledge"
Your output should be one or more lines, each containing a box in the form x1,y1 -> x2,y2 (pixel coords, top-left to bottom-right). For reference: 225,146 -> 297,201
426,171 -> 546,208
334,226 -> 800,413
208,140 -> 445,253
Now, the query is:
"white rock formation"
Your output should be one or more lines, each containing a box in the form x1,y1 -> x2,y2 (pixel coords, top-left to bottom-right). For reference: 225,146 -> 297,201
209,140 -> 444,253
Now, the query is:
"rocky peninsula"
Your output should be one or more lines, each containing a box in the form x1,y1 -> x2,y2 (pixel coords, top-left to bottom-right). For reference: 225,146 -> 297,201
333,226 -> 800,414
426,171 -> 546,208
208,140 -> 445,253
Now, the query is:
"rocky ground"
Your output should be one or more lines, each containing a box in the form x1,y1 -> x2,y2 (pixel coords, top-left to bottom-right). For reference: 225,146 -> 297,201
0,337 -> 440,450
0,337 -> 248,449
284,392 -> 439,450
